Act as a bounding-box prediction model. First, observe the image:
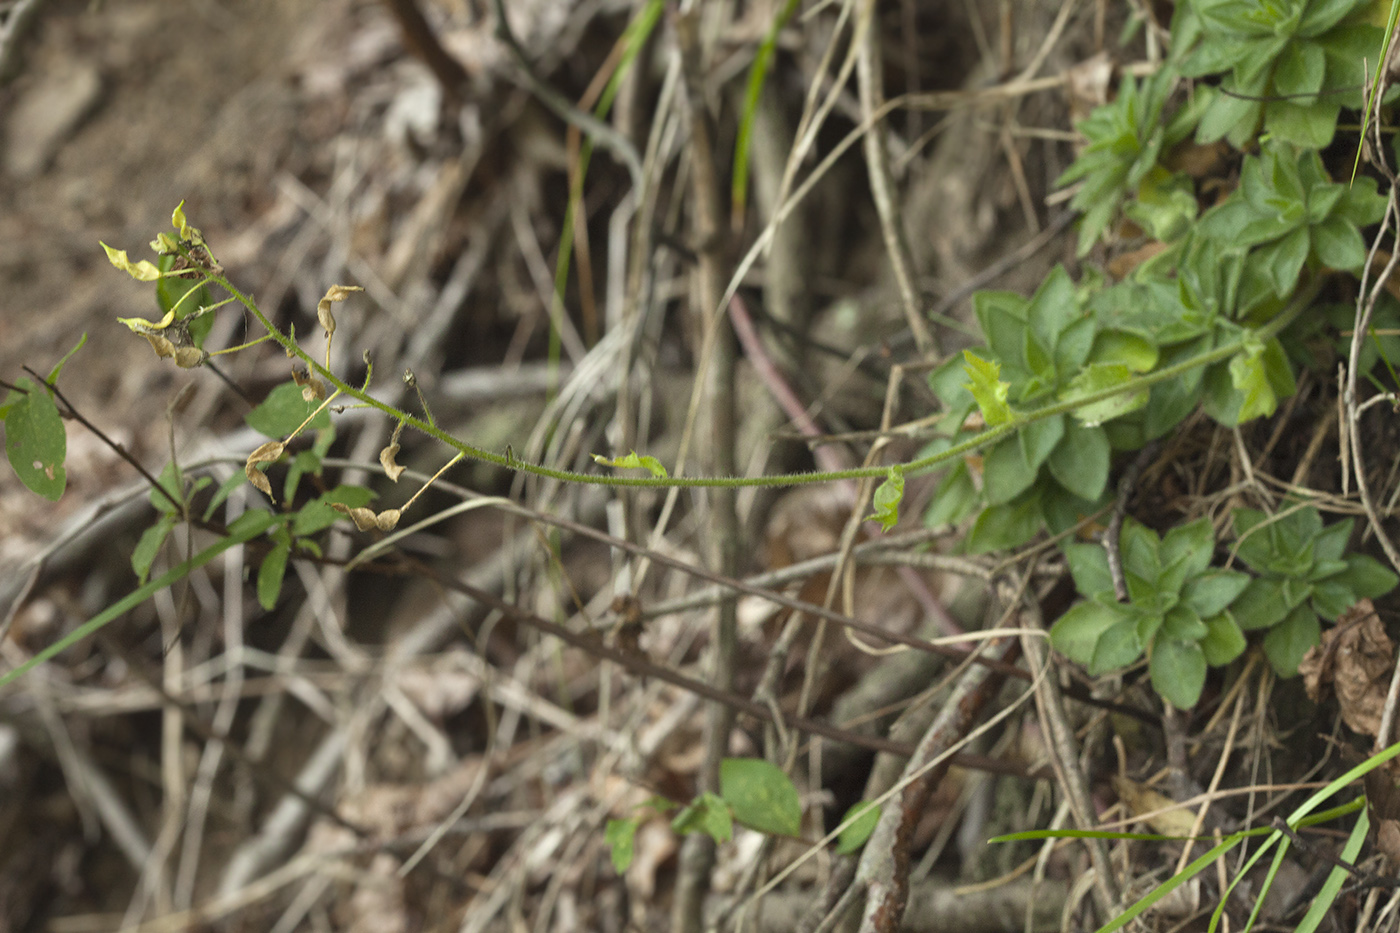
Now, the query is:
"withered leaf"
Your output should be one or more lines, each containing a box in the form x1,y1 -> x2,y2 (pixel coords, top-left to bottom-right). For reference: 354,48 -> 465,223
245,441 -> 286,500
1298,599 -> 1393,738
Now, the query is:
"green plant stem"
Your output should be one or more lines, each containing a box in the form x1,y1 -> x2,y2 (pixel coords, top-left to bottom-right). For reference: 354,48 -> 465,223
0,514 -> 273,690
206,272 -> 1319,490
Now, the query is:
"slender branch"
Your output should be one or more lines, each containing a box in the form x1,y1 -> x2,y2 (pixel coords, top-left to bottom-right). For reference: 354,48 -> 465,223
205,267 -> 1320,490
855,0 -> 936,355
489,0 -> 644,192
378,0 -> 471,102
23,366 -> 184,516
399,558 -> 1042,778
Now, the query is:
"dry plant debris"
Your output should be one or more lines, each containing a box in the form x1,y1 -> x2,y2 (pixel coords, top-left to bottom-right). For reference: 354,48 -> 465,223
2,1 -> 1400,933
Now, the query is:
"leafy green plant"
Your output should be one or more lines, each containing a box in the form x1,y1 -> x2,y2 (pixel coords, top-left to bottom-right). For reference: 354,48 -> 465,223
1050,517 -> 1249,709
604,757 -> 883,873
1056,69 -> 1200,254
925,266 -> 1159,551
1051,505 -> 1399,707
1174,0 -> 1380,148
1195,140 -> 1386,305
1228,504 -> 1398,675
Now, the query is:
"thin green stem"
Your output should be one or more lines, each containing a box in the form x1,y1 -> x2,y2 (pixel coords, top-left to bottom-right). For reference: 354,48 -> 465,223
207,272 -> 1318,491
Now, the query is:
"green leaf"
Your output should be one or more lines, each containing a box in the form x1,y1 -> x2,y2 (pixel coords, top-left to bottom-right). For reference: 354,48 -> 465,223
1118,519 -> 1163,588
246,382 -> 332,438
1159,517 -> 1217,591
293,484 -> 376,537
1263,604 -> 1321,677
961,351 -> 1015,426
591,450 -> 668,478
973,292 -> 1029,366
1064,542 -> 1115,600
1151,639 -> 1207,709
869,467 -> 904,532
1180,571 -> 1251,618
1018,415 -> 1066,473
967,492 -> 1043,552
835,801 -> 881,855
1061,363 -> 1149,426
1200,611 -> 1248,666
672,791 -> 733,844
1091,618 -> 1145,673
3,378 -> 66,501
150,461 -> 186,515
1265,98 -> 1340,148
1272,40 -> 1325,97
1256,226 -> 1310,297
924,460 -> 979,527
720,758 -> 802,838
1090,330 -> 1159,372
982,436 -> 1039,505
1026,266 -> 1081,362
1310,517 -> 1353,563
202,470 -> 250,522
605,818 -> 640,873
46,333 -> 88,385
1046,420 -> 1110,502
227,507 -> 277,537
1051,599 -> 1133,666
1330,554 -> 1400,600
1232,577 -> 1292,631
1227,337 -> 1296,424
1310,215 -> 1365,271
132,514 -> 177,584
257,539 -> 291,611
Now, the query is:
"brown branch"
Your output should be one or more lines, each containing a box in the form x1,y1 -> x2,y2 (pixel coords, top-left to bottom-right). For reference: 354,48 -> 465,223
394,556 -> 1046,780
378,0 -> 470,102
853,634 -> 1022,932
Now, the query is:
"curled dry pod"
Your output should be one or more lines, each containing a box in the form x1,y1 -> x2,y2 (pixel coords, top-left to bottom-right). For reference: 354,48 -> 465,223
380,442 -> 405,482
292,367 -> 327,401
245,441 -> 286,499
316,284 -> 363,337
174,346 -> 208,369
332,503 -> 380,531
376,509 -> 401,531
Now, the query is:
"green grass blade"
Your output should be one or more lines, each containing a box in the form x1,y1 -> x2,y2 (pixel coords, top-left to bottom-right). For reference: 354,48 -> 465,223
731,0 -> 800,217
0,509 -> 275,689
1295,806 -> 1369,933
1352,0 -> 1400,182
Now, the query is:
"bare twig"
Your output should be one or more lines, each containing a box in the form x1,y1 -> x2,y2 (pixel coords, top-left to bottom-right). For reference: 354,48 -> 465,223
489,0 -> 644,192
855,0 -> 936,355
378,0 -> 471,102
673,12 -> 741,929
1019,582 -> 1123,919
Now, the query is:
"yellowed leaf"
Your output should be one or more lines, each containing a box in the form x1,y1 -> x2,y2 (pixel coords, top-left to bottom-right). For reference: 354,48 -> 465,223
102,242 -> 162,281
1113,777 -> 1197,838
118,310 -> 177,333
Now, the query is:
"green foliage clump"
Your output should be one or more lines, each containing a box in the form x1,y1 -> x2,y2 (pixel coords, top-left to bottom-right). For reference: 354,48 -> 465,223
1051,507 -> 1398,709
1229,506 -> 1398,676
1051,517 -> 1248,710
921,0 -> 1399,705
1175,0 -> 1380,148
